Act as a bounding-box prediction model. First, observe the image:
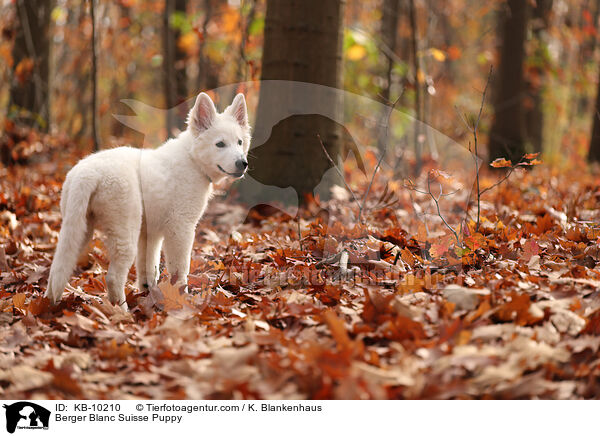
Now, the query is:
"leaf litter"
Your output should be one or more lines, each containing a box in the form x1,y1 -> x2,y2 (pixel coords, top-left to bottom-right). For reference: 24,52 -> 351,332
1,130 -> 600,399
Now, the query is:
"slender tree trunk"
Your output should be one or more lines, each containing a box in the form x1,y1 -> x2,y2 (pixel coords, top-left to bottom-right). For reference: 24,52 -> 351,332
378,0 -> 400,152
408,0 -> 422,172
488,0 -> 529,163
163,0 -> 187,136
381,0 -> 400,104
245,0 -> 345,199
237,0 -> 257,83
589,69 -> 600,162
90,0 -> 100,151
163,0 -> 175,137
9,0 -> 52,130
196,0 -> 212,91
525,0 -> 553,153
578,0 -> 600,116
173,0 -> 187,130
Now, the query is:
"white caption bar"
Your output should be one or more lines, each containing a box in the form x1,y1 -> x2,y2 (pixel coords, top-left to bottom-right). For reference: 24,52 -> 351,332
0,400 -> 595,435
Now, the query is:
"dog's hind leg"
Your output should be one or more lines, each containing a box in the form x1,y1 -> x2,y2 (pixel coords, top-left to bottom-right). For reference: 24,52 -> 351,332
163,229 -> 194,290
104,206 -> 141,310
105,232 -> 137,311
136,218 -> 148,289
77,226 -> 94,265
145,234 -> 162,288
136,219 -> 162,289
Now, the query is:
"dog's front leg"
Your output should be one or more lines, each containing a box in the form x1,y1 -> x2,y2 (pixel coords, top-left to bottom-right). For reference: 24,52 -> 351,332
163,228 -> 194,291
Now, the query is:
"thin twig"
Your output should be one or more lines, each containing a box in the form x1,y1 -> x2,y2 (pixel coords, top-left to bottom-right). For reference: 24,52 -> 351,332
426,173 -> 460,244
480,158 -> 527,196
473,65 -> 493,233
317,134 -> 361,220
297,217 -> 303,251
455,67 -> 492,233
359,95 -> 401,222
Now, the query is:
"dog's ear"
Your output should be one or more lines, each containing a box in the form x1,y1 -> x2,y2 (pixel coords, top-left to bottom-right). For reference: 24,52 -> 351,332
226,93 -> 249,128
188,92 -> 217,134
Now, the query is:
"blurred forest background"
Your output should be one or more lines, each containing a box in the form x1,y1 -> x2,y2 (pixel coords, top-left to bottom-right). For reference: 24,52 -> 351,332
2,0 -> 600,171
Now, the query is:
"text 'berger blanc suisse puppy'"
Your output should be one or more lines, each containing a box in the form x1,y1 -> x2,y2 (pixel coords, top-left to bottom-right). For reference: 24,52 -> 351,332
45,92 -> 251,310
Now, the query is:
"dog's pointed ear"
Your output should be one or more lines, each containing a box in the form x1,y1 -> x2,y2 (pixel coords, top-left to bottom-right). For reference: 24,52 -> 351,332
188,92 -> 217,134
226,93 -> 249,128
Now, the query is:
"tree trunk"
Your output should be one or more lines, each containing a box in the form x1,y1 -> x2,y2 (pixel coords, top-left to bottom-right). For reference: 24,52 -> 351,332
589,68 -> 600,162
173,0 -> 187,129
408,0 -> 423,172
163,0 -> 187,137
237,0 -> 257,83
9,0 -> 52,130
525,0 -> 553,153
381,0 -> 400,104
488,0 -> 529,163
90,0 -> 100,151
196,0 -> 212,91
245,0 -> 345,200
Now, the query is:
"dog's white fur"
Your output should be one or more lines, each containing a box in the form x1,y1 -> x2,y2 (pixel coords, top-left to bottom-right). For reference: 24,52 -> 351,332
45,92 -> 250,310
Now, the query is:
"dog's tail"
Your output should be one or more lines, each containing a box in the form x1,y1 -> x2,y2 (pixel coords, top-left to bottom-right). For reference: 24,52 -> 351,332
45,171 -> 96,305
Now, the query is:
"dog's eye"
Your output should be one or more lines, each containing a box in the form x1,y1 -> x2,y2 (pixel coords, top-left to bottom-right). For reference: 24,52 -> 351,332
216,141 -> 226,148
238,139 -> 242,145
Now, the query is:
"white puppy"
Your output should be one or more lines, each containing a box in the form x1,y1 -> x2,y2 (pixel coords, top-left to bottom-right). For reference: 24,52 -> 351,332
45,92 -> 250,310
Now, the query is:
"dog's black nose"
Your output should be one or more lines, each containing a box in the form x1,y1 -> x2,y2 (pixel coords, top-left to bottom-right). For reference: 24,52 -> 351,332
235,159 -> 248,171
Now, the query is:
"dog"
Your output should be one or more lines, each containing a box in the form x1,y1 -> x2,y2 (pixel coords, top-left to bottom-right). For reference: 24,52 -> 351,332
45,92 -> 251,310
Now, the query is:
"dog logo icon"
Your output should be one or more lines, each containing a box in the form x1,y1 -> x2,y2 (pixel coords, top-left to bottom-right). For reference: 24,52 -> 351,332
2,402 -> 50,433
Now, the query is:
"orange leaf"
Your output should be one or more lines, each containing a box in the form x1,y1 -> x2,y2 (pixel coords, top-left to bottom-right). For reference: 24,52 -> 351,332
465,233 -> 487,251
490,158 -> 512,168
494,292 -> 543,326
323,309 -> 353,352
534,214 -> 554,235
401,248 -> 415,267
12,293 -> 26,310
157,280 -> 192,312
14,58 -> 34,84
27,296 -> 50,315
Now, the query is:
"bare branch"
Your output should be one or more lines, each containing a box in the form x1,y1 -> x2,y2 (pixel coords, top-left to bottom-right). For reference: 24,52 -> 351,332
480,158 -> 528,196
426,172 -> 460,244
317,134 -> 361,220
360,95 -> 401,221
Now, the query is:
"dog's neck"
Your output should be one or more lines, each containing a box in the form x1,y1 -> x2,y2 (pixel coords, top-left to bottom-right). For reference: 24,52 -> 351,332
173,129 -> 215,185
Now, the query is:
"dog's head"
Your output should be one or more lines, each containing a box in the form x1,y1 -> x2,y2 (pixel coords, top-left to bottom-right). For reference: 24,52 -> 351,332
187,92 -> 251,182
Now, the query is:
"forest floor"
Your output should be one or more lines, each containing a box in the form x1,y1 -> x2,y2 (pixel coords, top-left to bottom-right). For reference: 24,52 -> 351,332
1,125 -> 600,399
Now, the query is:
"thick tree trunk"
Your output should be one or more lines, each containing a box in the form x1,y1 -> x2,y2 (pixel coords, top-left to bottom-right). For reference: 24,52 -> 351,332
9,0 -> 52,130
163,0 -> 187,137
488,0 -> 529,163
246,0 -> 345,199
